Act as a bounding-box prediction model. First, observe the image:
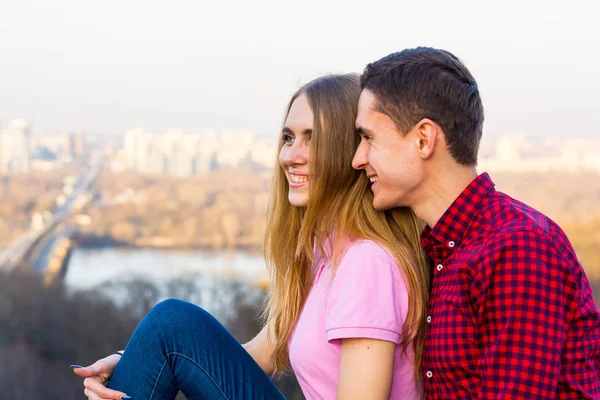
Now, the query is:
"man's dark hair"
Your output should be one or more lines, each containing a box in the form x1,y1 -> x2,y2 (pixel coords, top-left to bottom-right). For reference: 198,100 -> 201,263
361,47 -> 484,166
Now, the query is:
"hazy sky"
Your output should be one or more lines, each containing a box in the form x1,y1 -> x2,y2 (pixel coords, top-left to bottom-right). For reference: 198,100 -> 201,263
1,0 -> 598,141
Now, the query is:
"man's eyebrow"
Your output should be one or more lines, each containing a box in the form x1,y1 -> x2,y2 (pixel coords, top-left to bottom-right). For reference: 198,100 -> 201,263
356,126 -> 373,136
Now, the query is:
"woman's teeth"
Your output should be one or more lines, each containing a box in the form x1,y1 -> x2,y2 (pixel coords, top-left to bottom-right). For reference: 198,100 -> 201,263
370,177 -> 377,183
290,175 -> 308,183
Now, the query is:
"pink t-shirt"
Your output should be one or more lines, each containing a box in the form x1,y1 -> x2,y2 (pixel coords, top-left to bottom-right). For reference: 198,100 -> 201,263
288,240 -> 422,400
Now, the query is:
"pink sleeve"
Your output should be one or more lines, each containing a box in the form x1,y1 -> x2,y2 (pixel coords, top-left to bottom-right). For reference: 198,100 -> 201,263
325,242 -> 409,344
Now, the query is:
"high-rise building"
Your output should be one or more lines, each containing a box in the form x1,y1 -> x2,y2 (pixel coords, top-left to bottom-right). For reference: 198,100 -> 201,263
74,130 -> 85,155
0,121 -> 4,173
216,129 -> 255,168
251,140 -> 277,169
63,131 -> 86,158
125,128 -> 152,172
0,118 -> 31,173
479,135 -> 600,173
122,128 -> 265,177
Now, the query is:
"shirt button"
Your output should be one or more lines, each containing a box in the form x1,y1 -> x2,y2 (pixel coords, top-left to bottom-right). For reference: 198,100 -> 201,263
427,316 -> 432,323
436,264 -> 443,271
448,240 -> 455,248
426,370 -> 433,378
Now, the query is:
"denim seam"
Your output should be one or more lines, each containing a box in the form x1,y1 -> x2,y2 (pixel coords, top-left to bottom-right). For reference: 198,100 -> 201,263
149,356 -> 170,400
150,351 -> 230,400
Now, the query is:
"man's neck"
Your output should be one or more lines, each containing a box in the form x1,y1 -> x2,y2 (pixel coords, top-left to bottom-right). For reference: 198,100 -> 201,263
412,166 -> 479,229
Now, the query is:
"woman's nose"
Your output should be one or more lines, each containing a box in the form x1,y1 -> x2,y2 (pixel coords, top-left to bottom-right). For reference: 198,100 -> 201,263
280,141 -> 309,166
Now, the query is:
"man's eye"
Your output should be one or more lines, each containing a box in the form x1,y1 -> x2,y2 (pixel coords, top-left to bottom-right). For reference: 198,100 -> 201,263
283,134 -> 295,145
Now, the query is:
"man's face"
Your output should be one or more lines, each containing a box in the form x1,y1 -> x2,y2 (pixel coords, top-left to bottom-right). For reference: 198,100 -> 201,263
352,90 -> 423,210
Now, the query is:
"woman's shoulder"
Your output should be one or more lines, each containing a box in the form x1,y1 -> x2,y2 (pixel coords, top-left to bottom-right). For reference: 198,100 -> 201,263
341,239 -> 397,268
339,239 -> 400,275
328,239 -> 410,326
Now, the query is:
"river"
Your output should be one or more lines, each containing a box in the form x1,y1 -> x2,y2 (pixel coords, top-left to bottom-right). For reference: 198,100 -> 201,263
65,247 -> 268,288
64,247 -> 269,319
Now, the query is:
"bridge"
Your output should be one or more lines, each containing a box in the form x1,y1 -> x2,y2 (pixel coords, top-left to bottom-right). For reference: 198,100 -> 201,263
0,156 -> 102,284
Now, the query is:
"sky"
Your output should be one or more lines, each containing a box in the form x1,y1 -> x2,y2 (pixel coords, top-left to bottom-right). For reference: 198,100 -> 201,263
0,0 -> 599,141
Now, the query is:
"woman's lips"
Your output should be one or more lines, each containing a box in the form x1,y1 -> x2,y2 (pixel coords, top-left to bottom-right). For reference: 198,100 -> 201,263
289,173 -> 308,188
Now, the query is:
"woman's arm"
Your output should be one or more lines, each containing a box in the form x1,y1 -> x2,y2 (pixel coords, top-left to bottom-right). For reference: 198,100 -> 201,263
336,337 -> 396,400
242,322 -> 276,376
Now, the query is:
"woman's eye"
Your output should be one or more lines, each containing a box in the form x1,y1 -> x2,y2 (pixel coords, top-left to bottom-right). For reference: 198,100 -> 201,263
283,134 -> 295,145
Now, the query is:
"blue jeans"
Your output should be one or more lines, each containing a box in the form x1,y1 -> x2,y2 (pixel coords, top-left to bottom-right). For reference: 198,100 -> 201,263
107,299 -> 286,400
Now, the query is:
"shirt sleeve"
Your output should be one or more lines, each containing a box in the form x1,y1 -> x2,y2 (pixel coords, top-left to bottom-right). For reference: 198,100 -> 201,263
472,230 -> 580,398
325,242 -> 409,344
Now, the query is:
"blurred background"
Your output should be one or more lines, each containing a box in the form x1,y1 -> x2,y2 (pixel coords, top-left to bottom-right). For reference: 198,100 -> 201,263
0,1 -> 598,398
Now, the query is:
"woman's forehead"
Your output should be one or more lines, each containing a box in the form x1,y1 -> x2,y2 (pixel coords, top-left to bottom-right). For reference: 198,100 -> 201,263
285,95 -> 314,132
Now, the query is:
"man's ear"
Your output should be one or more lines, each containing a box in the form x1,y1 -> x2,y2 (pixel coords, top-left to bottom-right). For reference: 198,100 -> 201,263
414,118 -> 438,160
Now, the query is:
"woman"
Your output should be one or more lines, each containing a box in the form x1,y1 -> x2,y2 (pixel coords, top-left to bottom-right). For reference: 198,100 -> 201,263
72,74 -> 430,400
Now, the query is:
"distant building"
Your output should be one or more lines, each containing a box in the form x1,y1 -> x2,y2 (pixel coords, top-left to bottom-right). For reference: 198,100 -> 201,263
251,140 -> 277,169
216,129 -> 255,168
120,128 -> 274,177
63,131 -> 86,158
34,134 -> 64,155
0,118 -> 32,173
479,135 -> 600,174
0,122 -> 3,172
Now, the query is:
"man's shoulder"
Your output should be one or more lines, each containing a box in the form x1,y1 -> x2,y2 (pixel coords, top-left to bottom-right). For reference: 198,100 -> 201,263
469,190 -> 568,247
478,190 -> 551,234
467,190 -> 577,264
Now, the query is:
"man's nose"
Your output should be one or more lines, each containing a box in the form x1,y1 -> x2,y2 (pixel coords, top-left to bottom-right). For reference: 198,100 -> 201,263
352,141 -> 368,170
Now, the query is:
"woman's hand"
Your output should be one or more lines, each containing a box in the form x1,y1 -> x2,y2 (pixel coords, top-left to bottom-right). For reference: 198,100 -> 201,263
72,353 -> 129,400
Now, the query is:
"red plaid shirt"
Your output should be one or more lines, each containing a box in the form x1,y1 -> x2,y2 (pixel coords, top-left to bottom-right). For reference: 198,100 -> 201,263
421,173 -> 600,399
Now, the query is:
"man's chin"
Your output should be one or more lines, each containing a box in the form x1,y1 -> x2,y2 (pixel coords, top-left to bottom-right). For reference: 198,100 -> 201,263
372,198 -> 391,211
373,195 -> 405,211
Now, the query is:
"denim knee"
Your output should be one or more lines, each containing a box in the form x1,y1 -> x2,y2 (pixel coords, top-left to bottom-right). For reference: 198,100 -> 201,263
146,298 -> 214,332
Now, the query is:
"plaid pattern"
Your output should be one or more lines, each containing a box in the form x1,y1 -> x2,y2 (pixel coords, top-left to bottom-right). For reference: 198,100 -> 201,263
421,173 -> 600,399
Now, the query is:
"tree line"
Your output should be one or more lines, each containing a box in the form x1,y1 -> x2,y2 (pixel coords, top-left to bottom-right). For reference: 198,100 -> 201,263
0,270 -> 304,399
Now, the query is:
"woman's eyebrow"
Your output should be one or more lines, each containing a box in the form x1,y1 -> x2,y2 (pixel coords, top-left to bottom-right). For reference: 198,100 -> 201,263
282,127 -> 312,136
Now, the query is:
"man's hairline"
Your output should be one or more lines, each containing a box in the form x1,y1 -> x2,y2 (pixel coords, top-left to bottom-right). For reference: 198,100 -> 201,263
359,88 -> 413,138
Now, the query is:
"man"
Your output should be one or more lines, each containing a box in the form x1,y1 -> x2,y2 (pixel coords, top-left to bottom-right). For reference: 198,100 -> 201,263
352,47 -> 600,399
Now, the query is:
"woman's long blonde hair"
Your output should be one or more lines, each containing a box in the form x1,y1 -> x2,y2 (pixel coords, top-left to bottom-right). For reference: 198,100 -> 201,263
264,74 -> 430,375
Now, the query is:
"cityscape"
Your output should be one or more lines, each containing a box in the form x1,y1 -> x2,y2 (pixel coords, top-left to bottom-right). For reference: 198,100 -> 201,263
479,135 -> 600,174
0,118 -> 278,177
2,117 -> 600,178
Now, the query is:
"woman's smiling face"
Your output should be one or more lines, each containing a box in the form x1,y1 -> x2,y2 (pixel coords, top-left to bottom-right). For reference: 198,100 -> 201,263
278,94 -> 313,208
